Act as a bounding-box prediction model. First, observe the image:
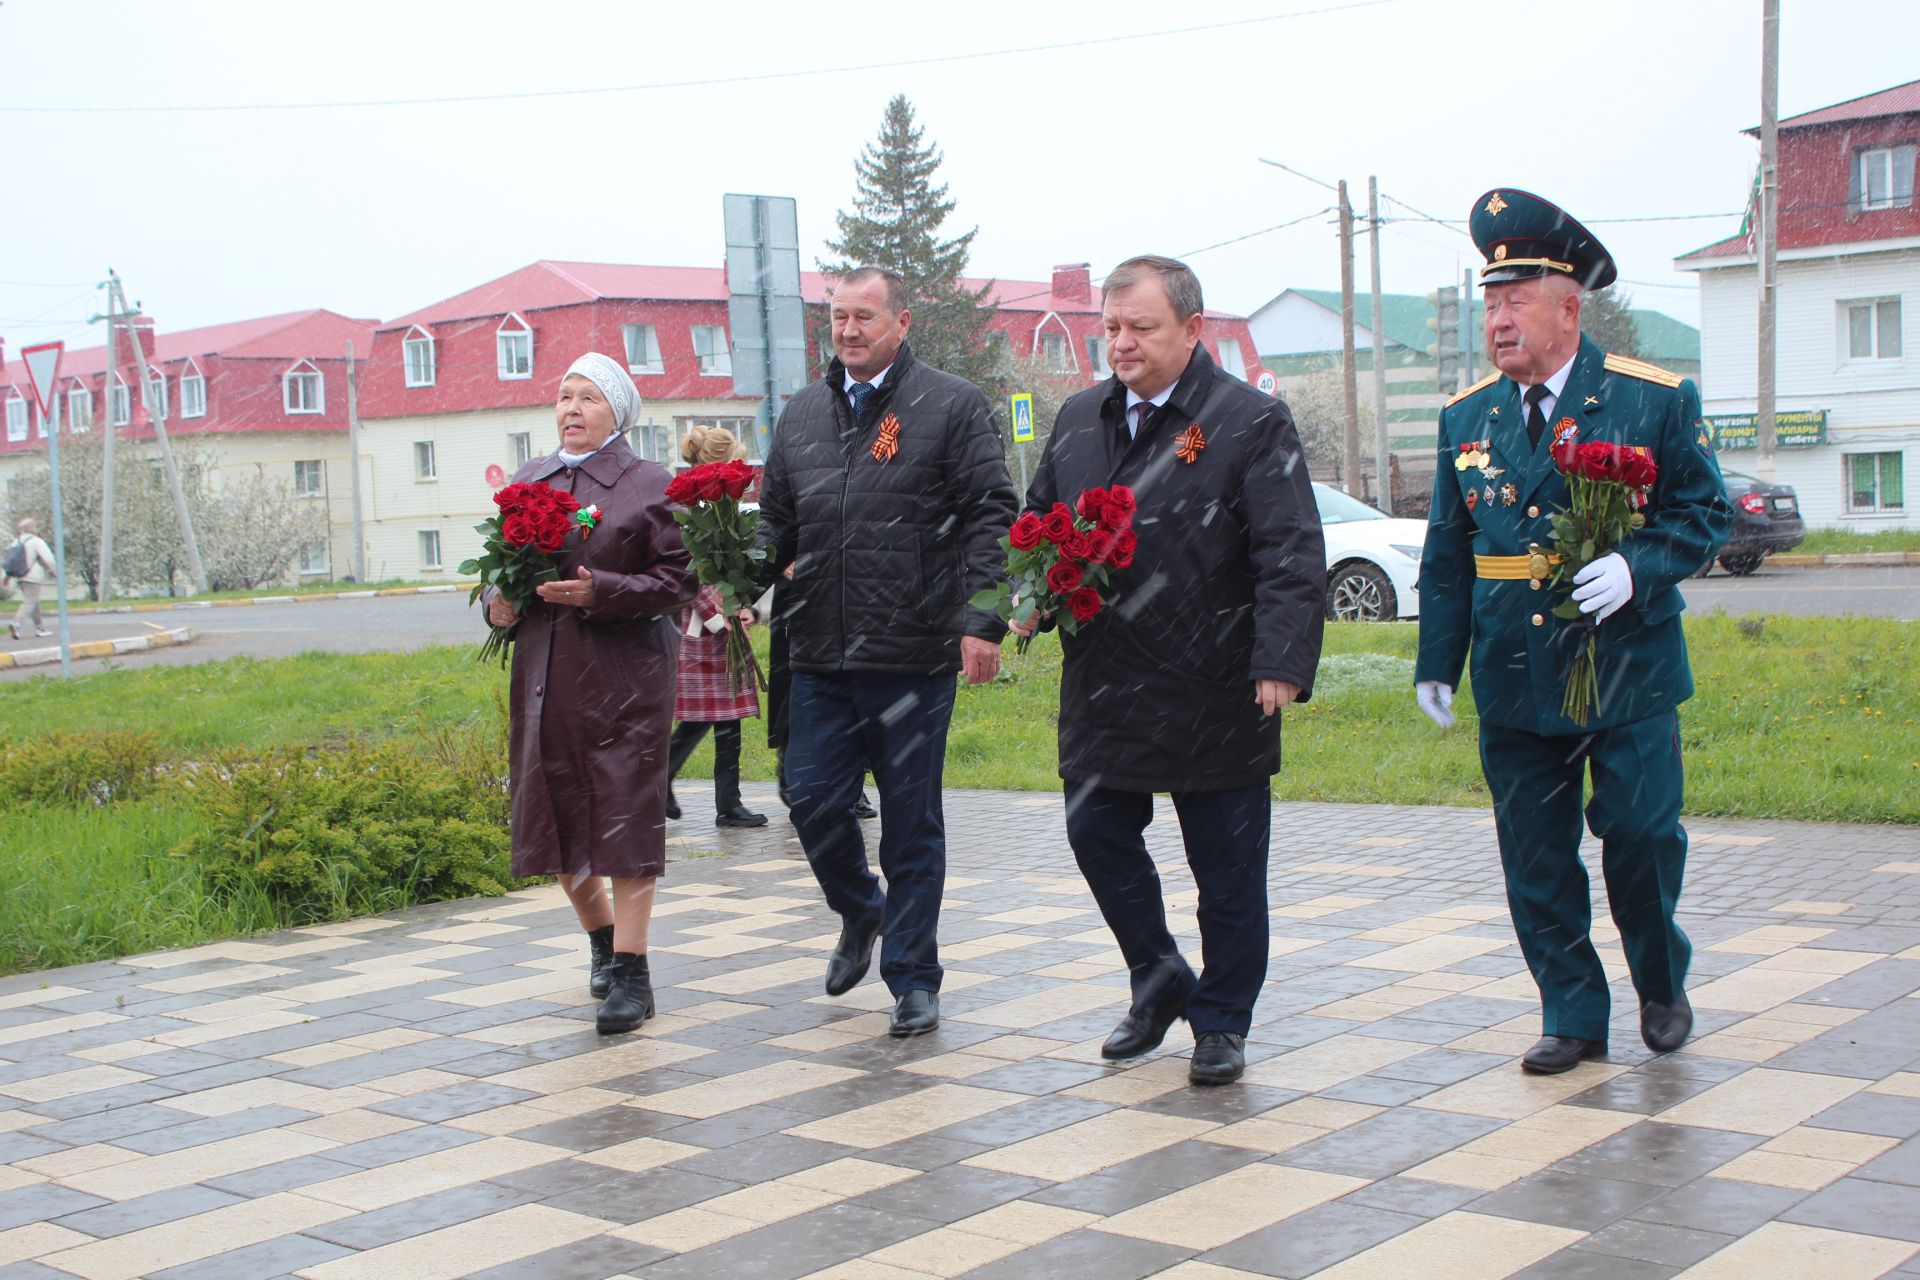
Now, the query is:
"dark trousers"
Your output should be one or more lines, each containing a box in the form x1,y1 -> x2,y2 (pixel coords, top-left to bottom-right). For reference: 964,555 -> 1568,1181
1479,711 -> 1691,1043
668,720 -> 744,809
787,671 -> 956,996
1063,781 -> 1272,1036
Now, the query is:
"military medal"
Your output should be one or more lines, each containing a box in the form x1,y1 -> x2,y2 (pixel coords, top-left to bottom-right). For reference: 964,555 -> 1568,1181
1465,488 -> 1479,511
1483,485 -> 1496,506
1500,483 -> 1518,506
1552,417 -> 1579,449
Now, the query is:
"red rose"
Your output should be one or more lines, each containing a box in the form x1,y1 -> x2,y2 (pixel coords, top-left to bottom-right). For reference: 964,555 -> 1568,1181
719,460 -> 757,500
549,487 -> 581,515
1082,528 -> 1118,564
1046,560 -> 1084,594
1067,586 -> 1103,623
1075,489 -> 1109,526
1009,512 -> 1045,551
1105,486 -> 1137,521
665,473 -> 697,505
1110,528 -> 1137,569
535,518 -> 568,553
1619,451 -> 1658,488
696,471 -> 727,503
1060,531 -> 1093,561
501,513 -> 535,546
1039,504 -> 1074,543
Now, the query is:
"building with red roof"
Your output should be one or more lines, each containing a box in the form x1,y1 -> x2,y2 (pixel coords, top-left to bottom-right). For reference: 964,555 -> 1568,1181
1677,79 -> 1918,530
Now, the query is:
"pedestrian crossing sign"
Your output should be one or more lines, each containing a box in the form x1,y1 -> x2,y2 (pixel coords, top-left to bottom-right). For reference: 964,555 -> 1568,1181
1010,393 -> 1034,442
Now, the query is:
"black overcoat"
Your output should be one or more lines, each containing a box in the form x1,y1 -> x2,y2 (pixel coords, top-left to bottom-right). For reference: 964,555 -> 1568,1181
1027,345 -> 1326,792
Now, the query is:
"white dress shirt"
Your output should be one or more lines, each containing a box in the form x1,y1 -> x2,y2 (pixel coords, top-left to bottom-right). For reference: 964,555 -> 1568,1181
1517,351 -> 1578,425
1122,384 -> 1175,438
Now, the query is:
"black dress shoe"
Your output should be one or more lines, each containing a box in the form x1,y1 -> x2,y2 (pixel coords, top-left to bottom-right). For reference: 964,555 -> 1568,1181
715,803 -> 768,828
824,918 -> 880,996
852,792 -> 877,820
586,924 -> 615,999
665,789 -> 681,821
595,953 -> 654,1034
889,989 -> 939,1037
1521,1035 -> 1606,1075
1641,995 -> 1693,1053
1102,999 -> 1187,1060
1188,1031 -> 1246,1086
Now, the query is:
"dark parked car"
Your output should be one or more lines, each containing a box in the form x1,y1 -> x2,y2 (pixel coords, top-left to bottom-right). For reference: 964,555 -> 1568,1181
1712,469 -> 1805,575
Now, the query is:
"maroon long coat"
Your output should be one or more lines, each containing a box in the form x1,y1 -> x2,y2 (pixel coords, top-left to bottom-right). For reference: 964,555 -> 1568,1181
496,435 -> 695,879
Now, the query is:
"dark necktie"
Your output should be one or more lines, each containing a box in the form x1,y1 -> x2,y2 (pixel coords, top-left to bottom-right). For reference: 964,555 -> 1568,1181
1525,384 -> 1550,449
847,381 -> 875,425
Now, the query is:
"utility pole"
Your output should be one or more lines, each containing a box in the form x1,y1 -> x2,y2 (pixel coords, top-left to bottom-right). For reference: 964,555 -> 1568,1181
1337,180 -> 1362,497
95,279 -> 120,601
344,340 -> 367,582
112,276 -> 208,593
1460,268 -> 1476,386
1756,0 -> 1780,479
1367,177 -> 1391,514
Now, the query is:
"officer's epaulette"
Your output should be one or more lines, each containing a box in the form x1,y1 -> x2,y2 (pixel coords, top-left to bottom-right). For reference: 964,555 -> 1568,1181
1444,371 -> 1501,408
1603,353 -> 1685,388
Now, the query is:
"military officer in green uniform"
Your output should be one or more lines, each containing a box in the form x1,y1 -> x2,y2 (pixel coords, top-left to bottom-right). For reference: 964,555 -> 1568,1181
1414,188 -> 1732,1075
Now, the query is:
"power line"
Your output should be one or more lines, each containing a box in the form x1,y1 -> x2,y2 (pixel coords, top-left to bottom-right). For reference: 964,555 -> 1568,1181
1,0 -> 1399,115
1180,207 -> 1337,258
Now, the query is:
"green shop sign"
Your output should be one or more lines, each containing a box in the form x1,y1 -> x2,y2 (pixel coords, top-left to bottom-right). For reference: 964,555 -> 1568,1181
1705,411 -> 1827,449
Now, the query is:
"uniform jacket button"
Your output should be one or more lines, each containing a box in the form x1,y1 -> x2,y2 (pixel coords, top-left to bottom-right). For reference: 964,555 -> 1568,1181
534,685 -> 544,696
1526,504 -> 1540,518
1530,579 -> 1542,591
1530,613 -> 1545,626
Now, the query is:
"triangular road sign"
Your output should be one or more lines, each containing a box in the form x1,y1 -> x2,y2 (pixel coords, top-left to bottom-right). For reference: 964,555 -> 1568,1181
21,342 -> 63,420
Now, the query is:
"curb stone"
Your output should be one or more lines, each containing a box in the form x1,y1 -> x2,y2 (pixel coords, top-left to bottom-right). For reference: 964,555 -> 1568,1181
0,626 -> 196,670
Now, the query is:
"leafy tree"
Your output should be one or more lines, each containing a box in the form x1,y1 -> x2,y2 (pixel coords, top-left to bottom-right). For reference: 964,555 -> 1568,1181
1280,362 -> 1373,486
197,467 -> 327,592
1581,285 -> 1641,359
820,95 -> 1003,399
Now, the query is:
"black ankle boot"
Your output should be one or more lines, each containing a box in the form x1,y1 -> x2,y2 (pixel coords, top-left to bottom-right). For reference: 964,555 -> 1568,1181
586,925 -> 615,999
712,725 -> 767,827
665,789 -> 681,821
596,952 -> 654,1034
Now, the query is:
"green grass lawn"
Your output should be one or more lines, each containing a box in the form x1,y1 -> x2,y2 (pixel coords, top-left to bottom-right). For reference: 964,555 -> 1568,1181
58,577 -> 467,611
1795,528 -> 1920,555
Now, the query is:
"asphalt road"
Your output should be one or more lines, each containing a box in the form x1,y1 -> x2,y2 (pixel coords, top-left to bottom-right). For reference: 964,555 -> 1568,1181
2,564 -> 1916,684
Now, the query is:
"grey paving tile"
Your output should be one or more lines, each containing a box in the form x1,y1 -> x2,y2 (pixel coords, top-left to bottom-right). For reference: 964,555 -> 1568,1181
1201,1199 -> 1424,1277
0,1184 -> 108,1232
1508,1252 -> 1679,1280
1632,1177 -> 1809,1235
146,1231 -> 356,1279
638,1103 -> 816,1149
1571,1218 -> 1739,1269
305,1181 -> 545,1250
492,1162 -> 741,1224
1810,1092 -> 1920,1139
667,1133 -> 851,1186
321,1123 -> 482,1169
845,1163 -> 1045,1224
1779,1175 -> 1920,1242
955,1227 -> 1191,1280
1276,1108 -> 1502,1179
108,1105 -> 318,1155
925,1094 -> 1111,1147
632,1201 -> 933,1280
1551,1122 -> 1764,1187
1338,1174 -> 1486,1218
202,1154 -> 367,1197
51,1183 -> 241,1237
467,1232 -> 670,1280
1858,1136 -> 1920,1187
1469,1169 -> 1670,1231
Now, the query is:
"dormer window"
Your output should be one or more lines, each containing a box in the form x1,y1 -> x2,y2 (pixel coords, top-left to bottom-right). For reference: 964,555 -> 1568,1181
403,325 -> 436,387
110,374 -> 131,426
4,393 -> 24,443
284,359 -> 325,414
180,360 -> 206,419
1855,145 -> 1916,212
144,369 -> 169,420
66,380 -> 93,431
496,314 -> 533,380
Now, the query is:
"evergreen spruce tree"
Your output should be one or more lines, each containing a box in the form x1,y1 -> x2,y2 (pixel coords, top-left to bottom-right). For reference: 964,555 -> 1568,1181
820,95 -> 1004,397
1580,285 -> 1642,359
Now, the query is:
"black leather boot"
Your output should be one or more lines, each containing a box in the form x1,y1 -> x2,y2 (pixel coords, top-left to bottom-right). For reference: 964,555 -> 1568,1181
586,924 -> 615,999
713,724 -> 767,828
595,952 -> 654,1034
665,722 -> 706,821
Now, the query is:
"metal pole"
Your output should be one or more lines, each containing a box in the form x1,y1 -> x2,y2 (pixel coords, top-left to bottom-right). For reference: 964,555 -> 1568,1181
755,197 -> 778,459
1337,180 -> 1362,497
345,340 -> 367,582
1460,268 -> 1475,386
1756,0 -> 1780,480
97,277 -> 118,601
1367,177 -> 1391,514
117,281 -> 208,593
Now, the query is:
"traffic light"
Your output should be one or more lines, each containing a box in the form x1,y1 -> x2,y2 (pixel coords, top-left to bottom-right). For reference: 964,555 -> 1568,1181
1427,286 -> 1460,395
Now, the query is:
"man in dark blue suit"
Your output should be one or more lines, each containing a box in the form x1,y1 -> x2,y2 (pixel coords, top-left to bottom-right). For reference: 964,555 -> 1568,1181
1415,190 -> 1732,1075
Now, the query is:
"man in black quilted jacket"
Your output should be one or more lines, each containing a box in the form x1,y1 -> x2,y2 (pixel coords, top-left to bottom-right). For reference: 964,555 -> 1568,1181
757,266 -> 1017,1038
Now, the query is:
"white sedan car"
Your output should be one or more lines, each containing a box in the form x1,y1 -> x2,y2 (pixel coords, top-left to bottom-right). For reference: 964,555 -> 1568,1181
1313,482 -> 1427,622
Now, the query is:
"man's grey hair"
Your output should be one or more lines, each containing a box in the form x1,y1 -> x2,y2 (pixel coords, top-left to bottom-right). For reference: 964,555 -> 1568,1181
1103,255 -> 1204,321
834,266 -> 910,316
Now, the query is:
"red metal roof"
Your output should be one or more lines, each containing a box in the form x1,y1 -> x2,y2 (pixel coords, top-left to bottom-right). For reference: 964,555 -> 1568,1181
1750,78 -> 1920,132
3,309 -> 375,398
1675,233 -> 1751,263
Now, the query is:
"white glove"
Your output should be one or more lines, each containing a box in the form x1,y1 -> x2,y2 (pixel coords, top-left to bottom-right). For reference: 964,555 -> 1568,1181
1416,681 -> 1455,729
1572,552 -> 1633,621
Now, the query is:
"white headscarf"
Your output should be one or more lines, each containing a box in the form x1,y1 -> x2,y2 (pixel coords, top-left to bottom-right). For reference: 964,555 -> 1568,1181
563,352 -> 641,434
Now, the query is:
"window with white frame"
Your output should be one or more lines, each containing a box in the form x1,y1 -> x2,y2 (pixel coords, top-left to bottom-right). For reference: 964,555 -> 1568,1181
1040,332 -> 1070,372
414,440 -> 437,481
403,326 -> 436,387
299,538 -> 329,576
1846,452 -> 1905,514
110,375 -> 131,426
4,395 -> 24,443
66,382 -> 92,432
284,360 -> 324,413
143,370 -> 168,420
691,325 -> 732,376
1854,145 -> 1917,212
509,431 -> 533,467
1216,337 -> 1248,380
419,529 -> 443,571
496,314 -> 533,380
623,323 -> 664,375
179,365 -> 206,419
1842,298 -> 1904,362
293,459 -> 325,498
1086,336 -> 1111,378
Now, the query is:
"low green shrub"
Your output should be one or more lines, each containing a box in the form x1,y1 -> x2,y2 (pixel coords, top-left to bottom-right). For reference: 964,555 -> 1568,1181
174,734 -> 512,926
0,730 -> 171,812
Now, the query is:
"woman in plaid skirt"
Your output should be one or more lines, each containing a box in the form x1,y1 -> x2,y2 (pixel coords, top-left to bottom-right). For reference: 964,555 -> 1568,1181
665,427 -> 767,828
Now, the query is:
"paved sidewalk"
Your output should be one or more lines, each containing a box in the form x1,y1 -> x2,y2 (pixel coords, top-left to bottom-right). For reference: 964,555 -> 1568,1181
0,792 -> 1915,1279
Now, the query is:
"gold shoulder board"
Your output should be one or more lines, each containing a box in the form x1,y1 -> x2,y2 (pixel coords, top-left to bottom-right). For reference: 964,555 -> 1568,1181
1444,371 -> 1501,408
1603,354 -> 1685,388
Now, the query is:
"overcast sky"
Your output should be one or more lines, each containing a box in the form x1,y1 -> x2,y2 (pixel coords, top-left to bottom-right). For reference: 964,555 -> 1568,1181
3,0 -> 1913,359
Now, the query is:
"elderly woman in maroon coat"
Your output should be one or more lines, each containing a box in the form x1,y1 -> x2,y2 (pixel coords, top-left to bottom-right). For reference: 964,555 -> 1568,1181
486,352 -> 694,1034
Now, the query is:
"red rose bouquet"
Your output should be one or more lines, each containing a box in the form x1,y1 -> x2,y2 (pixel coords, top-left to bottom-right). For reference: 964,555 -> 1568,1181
460,480 -> 582,667
972,485 -> 1137,655
666,459 -> 766,693
1545,424 -> 1659,725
